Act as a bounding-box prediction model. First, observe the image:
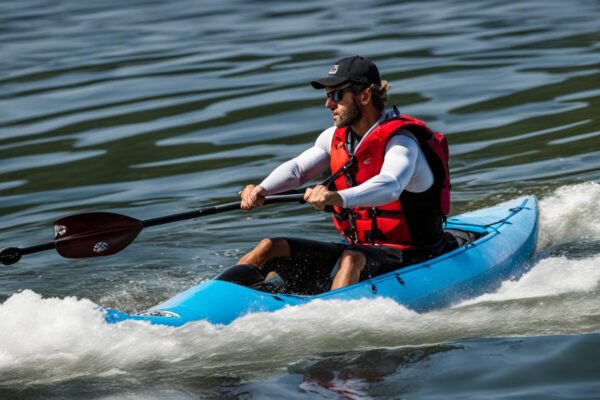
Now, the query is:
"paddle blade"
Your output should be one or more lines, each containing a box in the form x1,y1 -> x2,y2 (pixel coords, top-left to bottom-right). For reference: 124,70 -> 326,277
54,212 -> 143,259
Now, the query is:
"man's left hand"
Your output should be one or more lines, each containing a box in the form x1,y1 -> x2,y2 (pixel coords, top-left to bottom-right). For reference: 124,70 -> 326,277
303,185 -> 343,211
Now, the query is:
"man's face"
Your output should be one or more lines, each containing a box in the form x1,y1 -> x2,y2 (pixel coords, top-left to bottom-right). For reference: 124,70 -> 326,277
325,84 -> 361,128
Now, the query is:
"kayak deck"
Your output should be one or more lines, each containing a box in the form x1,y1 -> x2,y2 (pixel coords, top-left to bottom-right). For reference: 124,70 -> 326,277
105,195 -> 538,326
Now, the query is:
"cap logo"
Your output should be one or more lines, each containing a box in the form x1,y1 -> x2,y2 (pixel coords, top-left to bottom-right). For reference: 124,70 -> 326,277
328,65 -> 339,75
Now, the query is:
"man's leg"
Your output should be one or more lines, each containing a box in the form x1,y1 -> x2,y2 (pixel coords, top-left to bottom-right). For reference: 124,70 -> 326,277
330,249 -> 367,290
237,238 -> 290,269
223,237 -> 346,293
215,238 -> 290,286
330,245 -> 407,290
266,238 -> 345,294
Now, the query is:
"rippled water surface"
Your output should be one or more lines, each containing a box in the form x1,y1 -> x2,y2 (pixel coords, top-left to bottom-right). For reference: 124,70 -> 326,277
1,0 -> 599,398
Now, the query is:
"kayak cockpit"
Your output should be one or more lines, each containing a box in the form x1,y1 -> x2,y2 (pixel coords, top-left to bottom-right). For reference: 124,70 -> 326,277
216,227 -> 486,296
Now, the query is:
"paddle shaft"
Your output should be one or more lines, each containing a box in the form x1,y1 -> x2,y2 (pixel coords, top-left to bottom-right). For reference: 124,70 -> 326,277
143,194 -> 304,227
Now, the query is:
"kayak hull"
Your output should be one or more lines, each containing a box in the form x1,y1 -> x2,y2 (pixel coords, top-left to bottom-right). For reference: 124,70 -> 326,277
105,196 -> 538,326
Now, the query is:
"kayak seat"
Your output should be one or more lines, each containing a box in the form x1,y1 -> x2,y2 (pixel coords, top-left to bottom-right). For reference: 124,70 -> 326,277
444,229 -> 482,247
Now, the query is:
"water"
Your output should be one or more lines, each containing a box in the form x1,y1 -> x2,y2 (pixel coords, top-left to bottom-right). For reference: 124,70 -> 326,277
1,0 -> 599,398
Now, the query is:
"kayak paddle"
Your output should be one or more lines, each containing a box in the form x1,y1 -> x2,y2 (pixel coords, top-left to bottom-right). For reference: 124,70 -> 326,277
0,194 -> 304,266
1,158 -> 356,266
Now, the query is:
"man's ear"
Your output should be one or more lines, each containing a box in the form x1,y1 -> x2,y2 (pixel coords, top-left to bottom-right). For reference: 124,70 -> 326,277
360,88 -> 372,106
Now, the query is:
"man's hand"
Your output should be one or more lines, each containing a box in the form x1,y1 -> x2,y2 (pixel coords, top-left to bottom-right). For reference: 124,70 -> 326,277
240,185 -> 266,210
303,185 -> 343,211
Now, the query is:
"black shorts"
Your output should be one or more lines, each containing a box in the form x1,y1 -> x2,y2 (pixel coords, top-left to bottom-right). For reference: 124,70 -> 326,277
262,237 -> 406,294
262,234 -> 459,294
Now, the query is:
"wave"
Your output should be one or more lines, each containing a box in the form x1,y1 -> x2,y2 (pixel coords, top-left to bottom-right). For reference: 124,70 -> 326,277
538,181 -> 600,249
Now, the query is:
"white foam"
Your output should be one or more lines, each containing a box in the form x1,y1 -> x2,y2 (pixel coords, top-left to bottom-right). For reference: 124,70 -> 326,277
2,266 -> 600,387
538,181 -> 600,249
0,290 -> 215,384
0,290 -> 504,386
457,254 -> 600,306
0,291 -> 418,385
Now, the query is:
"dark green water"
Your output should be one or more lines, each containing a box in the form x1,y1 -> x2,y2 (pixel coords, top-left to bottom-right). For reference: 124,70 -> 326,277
1,0 -> 599,398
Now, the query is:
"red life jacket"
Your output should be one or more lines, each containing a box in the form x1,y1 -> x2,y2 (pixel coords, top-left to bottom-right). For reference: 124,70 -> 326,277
329,114 -> 451,249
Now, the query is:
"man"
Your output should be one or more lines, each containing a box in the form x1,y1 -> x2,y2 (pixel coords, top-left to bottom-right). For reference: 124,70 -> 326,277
219,55 -> 454,294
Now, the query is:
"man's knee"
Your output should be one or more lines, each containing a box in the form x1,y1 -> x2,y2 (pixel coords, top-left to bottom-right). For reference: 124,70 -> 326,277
339,249 -> 366,272
238,237 -> 290,266
255,237 -> 289,254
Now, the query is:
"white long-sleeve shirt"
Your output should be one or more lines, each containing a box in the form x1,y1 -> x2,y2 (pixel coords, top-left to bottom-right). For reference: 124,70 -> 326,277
259,117 -> 434,209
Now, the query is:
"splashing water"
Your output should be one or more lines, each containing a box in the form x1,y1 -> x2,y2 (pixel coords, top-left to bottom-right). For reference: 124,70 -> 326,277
538,181 -> 600,249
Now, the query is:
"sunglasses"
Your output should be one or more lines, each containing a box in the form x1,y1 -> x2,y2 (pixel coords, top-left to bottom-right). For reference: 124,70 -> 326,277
326,85 -> 353,102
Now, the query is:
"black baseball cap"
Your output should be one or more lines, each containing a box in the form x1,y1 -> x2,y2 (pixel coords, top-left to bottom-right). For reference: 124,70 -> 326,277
311,55 -> 381,89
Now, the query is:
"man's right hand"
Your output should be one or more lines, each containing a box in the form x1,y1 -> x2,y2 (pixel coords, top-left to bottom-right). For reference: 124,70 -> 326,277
239,185 -> 266,210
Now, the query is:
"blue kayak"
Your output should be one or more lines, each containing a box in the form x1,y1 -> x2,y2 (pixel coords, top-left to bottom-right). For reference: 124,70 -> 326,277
105,195 -> 538,326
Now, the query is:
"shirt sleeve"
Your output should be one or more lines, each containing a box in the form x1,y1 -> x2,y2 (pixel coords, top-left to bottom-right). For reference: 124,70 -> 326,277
258,127 -> 335,194
338,130 -> 431,208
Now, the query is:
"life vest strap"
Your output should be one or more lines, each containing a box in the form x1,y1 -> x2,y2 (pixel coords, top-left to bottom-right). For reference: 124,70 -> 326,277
325,156 -> 356,190
367,208 -> 384,244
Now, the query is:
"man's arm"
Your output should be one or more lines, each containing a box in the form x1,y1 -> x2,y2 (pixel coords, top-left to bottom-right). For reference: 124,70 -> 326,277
303,131 -> 434,210
240,127 -> 334,210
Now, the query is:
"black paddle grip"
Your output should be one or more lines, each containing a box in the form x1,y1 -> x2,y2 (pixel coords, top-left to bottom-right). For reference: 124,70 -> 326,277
1,247 -> 22,265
